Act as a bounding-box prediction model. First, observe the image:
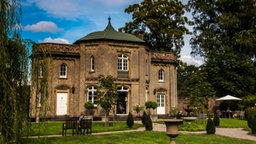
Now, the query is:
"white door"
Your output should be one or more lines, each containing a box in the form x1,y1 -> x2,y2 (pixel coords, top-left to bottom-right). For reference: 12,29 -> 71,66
56,93 -> 68,115
157,94 -> 165,114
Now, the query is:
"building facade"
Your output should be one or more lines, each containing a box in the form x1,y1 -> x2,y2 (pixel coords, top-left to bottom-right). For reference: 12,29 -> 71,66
30,20 -> 178,119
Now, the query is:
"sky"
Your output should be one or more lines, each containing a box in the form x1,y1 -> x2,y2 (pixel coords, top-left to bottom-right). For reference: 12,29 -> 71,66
21,0 -> 204,66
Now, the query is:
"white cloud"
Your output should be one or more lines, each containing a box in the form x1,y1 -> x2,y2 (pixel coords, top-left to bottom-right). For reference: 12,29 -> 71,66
179,55 -> 204,67
24,0 -> 141,19
41,37 -> 70,44
24,21 -> 63,33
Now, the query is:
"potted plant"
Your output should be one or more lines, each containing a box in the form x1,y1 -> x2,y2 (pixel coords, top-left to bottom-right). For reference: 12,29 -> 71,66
133,104 -> 144,121
84,101 -> 95,119
145,101 -> 158,121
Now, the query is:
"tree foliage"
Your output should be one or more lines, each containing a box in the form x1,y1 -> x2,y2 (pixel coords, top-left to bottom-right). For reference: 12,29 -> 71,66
0,0 -> 30,143
121,0 -> 192,55
97,75 -> 118,127
178,61 -> 215,110
188,0 -> 256,97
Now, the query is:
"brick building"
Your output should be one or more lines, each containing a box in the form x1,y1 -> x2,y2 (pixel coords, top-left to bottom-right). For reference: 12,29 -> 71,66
30,19 -> 178,119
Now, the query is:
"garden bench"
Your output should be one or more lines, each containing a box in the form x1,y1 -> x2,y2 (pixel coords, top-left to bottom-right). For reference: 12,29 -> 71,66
62,119 -> 77,136
79,119 -> 92,135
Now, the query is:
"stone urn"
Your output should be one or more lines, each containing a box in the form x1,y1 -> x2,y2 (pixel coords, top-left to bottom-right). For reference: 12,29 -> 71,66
164,119 -> 183,144
181,117 -> 197,124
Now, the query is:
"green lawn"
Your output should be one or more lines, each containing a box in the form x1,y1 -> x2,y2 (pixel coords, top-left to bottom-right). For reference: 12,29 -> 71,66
178,118 -> 249,131
22,131 -> 255,144
24,121 -> 143,136
218,118 -> 249,129
21,118 -> 254,144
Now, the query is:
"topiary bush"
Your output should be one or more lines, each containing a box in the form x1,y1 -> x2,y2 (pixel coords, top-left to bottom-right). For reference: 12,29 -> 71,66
213,114 -> 220,126
145,101 -> 158,109
144,114 -> 153,131
142,111 -> 147,125
206,118 -> 216,134
126,112 -> 134,128
251,116 -> 256,134
246,107 -> 256,130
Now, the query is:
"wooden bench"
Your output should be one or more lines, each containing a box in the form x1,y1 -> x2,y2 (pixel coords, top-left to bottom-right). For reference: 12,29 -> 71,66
79,119 -> 92,135
62,119 -> 77,136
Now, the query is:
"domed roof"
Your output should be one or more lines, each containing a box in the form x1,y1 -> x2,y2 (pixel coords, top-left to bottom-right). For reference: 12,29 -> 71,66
74,18 -> 145,44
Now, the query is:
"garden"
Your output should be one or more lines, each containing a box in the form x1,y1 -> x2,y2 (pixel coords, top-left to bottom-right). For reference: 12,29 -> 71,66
20,118 -> 256,144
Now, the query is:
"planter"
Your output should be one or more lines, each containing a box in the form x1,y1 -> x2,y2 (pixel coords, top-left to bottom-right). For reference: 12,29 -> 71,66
150,115 -> 158,121
181,117 -> 197,124
164,119 -> 183,144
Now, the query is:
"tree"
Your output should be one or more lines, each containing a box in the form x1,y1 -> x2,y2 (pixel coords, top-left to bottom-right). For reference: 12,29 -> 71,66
177,60 -> 199,96
121,0 -> 192,55
97,75 -> 118,127
179,64 -> 216,112
188,0 -> 256,97
0,0 -> 30,143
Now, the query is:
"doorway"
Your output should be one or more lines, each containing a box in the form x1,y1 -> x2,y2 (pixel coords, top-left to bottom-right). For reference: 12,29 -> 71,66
157,94 -> 165,114
56,92 -> 68,115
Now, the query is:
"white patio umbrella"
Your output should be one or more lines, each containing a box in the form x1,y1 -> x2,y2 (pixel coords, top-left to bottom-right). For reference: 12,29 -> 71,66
216,95 -> 242,101
216,95 -> 241,118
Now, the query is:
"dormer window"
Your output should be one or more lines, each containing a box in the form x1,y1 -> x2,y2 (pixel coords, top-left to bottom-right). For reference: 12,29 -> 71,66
59,63 -> 67,78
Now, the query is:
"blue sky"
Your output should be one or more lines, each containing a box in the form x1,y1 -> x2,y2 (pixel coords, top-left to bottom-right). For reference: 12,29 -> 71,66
21,0 -> 203,66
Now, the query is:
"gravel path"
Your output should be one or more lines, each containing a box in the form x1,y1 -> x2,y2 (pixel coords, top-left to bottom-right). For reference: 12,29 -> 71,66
152,123 -> 256,141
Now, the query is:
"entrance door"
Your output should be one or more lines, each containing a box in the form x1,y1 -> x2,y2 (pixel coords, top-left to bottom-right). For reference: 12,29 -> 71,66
157,94 -> 165,114
117,92 -> 127,114
56,93 -> 68,115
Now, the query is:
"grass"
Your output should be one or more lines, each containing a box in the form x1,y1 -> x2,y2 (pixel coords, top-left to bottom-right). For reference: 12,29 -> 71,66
22,131 -> 256,144
24,121 -> 143,136
26,118 -> 249,136
218,118 -> 248,129
21,118 -> 255,144
156,118 -> 249,131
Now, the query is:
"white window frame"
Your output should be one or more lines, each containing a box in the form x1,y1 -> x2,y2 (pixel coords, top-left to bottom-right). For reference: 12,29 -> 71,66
59,63 -> 67,78
158,69 -> 164,82
87,86 -> 97,104
118,54 -> 128,71
90,56 -> 95,72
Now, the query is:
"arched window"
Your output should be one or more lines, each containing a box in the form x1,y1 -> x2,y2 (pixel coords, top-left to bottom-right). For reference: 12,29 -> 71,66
59,63 -> 67,78
118,54 -> 128,71
158,69 -> 164,82
90,56 -> 95,72
87,86 -> 97,104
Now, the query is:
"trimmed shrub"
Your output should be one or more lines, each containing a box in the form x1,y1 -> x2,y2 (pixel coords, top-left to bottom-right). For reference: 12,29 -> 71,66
145,101 -> 158,109
144,114 -> 153,131
213,114 -> 220,126
247,115 -> 254,128
206,118 -> 216,134
142,111 -> 147,125
251,117 -> 256,134
126,112 -> 134,128
246,108 -> 256,129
